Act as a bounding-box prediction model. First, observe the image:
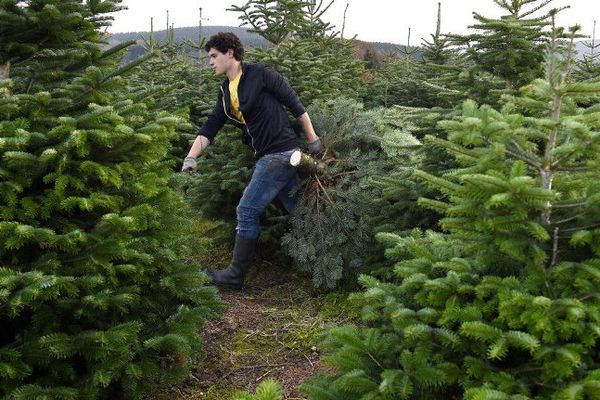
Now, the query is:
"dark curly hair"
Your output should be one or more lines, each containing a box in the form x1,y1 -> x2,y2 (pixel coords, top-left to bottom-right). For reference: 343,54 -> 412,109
204,32 -> 244,61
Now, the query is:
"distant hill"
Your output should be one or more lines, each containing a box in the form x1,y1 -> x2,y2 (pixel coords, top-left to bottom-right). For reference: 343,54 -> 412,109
106,25 -> 416,62
108,26 -> 268,50
106,25 -> 590,64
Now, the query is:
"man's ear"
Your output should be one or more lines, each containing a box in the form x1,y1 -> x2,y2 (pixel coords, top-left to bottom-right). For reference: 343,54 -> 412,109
227,49 -> 234,58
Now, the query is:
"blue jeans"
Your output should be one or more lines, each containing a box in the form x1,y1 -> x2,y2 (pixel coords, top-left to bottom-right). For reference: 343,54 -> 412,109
236,149 -> 300,239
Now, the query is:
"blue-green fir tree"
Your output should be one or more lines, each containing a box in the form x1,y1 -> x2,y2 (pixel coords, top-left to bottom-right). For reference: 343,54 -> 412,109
282,98 -> 420,288
0,1 -> 221,398
302,16 -> 600,399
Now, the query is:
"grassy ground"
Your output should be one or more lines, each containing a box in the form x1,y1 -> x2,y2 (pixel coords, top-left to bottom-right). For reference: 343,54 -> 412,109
149,219 -> 360,399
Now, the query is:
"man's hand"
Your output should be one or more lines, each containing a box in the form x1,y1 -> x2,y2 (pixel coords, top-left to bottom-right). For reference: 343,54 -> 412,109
307,138 -> 324,155
181,156 -> 197,173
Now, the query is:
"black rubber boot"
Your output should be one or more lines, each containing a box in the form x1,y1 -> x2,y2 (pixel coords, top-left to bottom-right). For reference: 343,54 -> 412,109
205,235 -> 257,290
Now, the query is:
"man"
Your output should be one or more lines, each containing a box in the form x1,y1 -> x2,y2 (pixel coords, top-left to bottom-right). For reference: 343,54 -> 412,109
181,32 -> 323,289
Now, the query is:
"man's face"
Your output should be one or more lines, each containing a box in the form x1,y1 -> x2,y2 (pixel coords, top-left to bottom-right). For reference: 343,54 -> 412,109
207,48 -> 233,76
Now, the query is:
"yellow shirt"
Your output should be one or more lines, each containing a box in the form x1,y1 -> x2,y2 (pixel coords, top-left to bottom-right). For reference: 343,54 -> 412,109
229,70 -> 246,124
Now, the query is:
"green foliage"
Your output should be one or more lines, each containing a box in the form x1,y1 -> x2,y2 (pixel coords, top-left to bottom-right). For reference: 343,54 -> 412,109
358,1 -> 573,283
0,0 -> 125,90
304,21 -> 600,399
248,37 -> 363,107
361,55 -> 426,109
231,0 -> 363,106
360,3 -> 462,110
448,0 -> 559,95
127,39 -> 202,113
362,0 -> 560,114
368,109 -> 441,247
125,38 -> 213,164
0,1 -> 221,398
234,379 -> 284,400
574,29 -> 600,86
357,5 -> 463,257
282,99 -> 419,288
300,231 -> 466,400
229,0 -> 338,45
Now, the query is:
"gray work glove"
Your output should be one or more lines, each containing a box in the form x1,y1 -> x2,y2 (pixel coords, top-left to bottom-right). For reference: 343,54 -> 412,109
181,156 -> 197,173
307,138 -> 324,155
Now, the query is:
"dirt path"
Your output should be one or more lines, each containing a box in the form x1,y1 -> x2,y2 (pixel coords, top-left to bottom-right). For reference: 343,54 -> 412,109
151,259 -> 353,399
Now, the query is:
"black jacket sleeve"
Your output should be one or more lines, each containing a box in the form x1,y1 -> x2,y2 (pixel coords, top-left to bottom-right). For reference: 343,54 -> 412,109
197,88 -> 227,143
262,65 -> 306,118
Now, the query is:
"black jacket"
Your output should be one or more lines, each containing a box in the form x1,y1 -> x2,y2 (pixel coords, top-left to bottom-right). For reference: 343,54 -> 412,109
198,63 -> 306,158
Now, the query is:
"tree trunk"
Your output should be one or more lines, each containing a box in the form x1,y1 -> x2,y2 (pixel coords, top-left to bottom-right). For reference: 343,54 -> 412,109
289,150 -> 326,176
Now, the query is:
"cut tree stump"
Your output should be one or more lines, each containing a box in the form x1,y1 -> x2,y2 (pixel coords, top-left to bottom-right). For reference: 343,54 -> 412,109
289,150 -> 326,176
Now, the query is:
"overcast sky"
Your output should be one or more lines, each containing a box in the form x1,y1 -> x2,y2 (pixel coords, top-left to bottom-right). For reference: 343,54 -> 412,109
108,0 -> 599,45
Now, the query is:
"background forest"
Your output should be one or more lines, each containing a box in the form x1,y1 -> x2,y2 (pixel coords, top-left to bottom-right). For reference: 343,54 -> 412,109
2,0 -> 600,399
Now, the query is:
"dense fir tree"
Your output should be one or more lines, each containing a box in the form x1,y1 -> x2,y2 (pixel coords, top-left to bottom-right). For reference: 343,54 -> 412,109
360,4 -> 460,110
228,0 -> 307,46
360,53 -> 426,109
367,109 -> 440,244
127,27 -> 201,113
574,21 -> 600,82
229,0 -> 338,44
248,36 -> 362,108
448,0 -> 560,102
231,0 -> 363,106
0,1 -> 221,398
418,2 -> 470,109
421,3 -> 452,67
302,16 -> 600,399
124,26 -> 215,164
362,3 -> 465,251
369,1 -> 568,259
